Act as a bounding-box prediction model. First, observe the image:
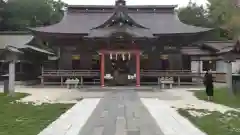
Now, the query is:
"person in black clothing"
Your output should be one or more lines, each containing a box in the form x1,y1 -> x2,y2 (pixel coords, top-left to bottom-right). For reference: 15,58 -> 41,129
203,69 -> 214,101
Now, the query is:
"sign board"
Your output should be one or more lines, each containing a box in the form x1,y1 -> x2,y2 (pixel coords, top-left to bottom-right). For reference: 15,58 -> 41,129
48,56 -> 58,60
164,46 -> 177,50
72,55 -> 80,60
162,45 -> 179,53
160,55 -> 168,60
141,54 -> 148,59
92,54 -> 99,60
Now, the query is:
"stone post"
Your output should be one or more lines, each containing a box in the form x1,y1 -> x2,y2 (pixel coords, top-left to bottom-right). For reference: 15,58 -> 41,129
197,59 -> 202,83
41,65 -> 44,86
8,60 -> 15,95
226,61 -> 233,95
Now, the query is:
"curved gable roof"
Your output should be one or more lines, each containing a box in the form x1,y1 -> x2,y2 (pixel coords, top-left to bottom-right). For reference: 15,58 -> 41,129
30,5 -> 212,35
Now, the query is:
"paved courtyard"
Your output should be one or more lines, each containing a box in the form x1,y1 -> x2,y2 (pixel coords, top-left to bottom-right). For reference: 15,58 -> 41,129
37,88 -> 209,135
78,90 -> 164,135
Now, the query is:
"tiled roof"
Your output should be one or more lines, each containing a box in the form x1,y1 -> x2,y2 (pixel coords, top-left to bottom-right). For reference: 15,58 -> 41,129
202,41 -> 235,51
180,47 -> 212,55
30,4 -> 212,35
0,35 -> 33,49
0,34 -> 54,55
87,26 -> 154,38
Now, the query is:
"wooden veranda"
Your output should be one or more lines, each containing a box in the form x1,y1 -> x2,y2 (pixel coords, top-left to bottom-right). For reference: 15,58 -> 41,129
40,69 -> 226,86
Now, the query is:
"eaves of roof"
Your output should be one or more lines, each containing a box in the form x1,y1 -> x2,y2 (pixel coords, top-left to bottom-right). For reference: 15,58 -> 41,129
202,41 -> 235,52
87,26 -> 154,38
0,31 -> 31,35
29,7 -> 212,35
0,34 -> 54,55
180,47 -> 213,56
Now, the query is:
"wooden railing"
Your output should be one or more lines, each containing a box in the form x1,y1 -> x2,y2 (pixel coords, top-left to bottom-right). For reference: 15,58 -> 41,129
41,69 -> 226,83
207,72 -> 226,83
140,70 -> 201,77
42,70 -> 100,77
140,70 -> 226,82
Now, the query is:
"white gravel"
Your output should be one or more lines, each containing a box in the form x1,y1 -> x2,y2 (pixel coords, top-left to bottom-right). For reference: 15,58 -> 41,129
0,85 -> 238,116
162,88 -> 239,117
0,86 -> 82,105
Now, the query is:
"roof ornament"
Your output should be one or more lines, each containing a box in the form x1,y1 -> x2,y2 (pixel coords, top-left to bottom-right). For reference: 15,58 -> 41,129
115,0 -> 126,6
90,0 -> 147,30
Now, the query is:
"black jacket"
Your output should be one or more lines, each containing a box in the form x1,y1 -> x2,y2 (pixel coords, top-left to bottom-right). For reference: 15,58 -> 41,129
204,73 -> 213,86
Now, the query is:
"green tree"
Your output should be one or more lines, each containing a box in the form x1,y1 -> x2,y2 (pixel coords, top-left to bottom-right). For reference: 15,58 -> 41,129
178,1 -> 212,27
2,0 -> 66,31
177,1 -> 228,40
207,0 -> 240,39
0,0 -> 6,30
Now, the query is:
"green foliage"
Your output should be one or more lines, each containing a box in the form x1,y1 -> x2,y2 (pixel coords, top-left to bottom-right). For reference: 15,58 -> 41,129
0,92 -> 73,135
178,0 -> 240,40
178,1 -> 212,27
207,0 -> 240,39
207,0 -> 233,25
1,0 -> 66,31
0,0 -> 6,29
179,109 -> 240,135
193,88 -> 240,109
177,1 -> 229,40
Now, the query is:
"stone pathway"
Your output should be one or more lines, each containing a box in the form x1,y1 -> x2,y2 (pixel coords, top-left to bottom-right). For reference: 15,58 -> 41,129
142,99 -> 206,135
38,89 -> 207,135
78,90 -> 164,135
38,98 -> 101,135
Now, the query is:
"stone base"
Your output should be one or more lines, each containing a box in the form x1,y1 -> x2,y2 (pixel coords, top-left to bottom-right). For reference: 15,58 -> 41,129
112,70 -> 131,86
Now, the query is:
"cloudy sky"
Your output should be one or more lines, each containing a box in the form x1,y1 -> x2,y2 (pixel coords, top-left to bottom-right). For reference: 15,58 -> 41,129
62,0 -> 208,7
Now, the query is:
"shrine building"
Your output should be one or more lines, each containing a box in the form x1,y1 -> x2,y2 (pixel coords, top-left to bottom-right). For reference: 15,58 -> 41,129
19,0 -> 237,86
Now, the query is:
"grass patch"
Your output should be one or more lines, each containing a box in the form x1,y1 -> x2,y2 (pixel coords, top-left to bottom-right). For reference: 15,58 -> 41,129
193,88 -> 240,108
178,109 -> 240,135
0,93 -> 74,135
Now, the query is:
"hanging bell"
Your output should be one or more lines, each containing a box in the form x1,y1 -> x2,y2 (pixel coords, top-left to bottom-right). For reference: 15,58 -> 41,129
116,53 -> 118,60
110,53 -> 113,60
122,53 -> 125,60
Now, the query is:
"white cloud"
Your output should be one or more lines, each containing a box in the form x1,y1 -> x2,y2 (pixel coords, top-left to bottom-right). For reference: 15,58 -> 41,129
62,0 -> 208,7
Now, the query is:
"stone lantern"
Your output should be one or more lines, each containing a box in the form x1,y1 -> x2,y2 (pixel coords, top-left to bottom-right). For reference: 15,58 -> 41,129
4,46 -> 23,95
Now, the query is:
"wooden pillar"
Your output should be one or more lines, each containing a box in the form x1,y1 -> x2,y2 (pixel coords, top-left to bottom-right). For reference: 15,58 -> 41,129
198,59 -> 202,83
226,61 -> 233,94
198,60 -> 201,74
100,53 -> 105,87
80,76 -> 83,86
19,62 -> 22,73
8,60 -> 15,95
178,76 -> 180,86
60,76 -> 63,86
136,51 -> 140,87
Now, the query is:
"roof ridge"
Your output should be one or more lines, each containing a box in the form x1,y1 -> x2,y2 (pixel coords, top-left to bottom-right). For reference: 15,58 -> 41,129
204,40 -> 234,43
0,31 -> 31,35
68,5 -> 177,8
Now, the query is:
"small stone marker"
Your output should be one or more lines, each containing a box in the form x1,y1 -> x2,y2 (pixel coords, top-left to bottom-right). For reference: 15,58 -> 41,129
100,110 -> 108,118
92,126 -> 104,135
115,117 -> 126,135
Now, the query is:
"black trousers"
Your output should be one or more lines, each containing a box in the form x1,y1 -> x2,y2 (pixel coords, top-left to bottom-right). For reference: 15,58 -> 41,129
206,84 -> 214,96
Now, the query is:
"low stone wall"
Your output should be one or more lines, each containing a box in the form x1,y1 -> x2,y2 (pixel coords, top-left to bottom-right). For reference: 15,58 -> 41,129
0,80 -> 39,85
